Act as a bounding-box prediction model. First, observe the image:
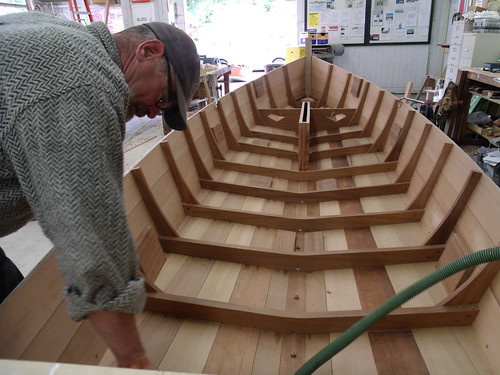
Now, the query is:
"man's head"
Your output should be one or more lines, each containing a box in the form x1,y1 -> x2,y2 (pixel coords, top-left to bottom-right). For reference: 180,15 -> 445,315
115,22 -> 200,130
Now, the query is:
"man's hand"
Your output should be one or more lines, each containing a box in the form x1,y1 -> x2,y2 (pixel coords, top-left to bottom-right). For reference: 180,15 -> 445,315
87,310 -> 154,369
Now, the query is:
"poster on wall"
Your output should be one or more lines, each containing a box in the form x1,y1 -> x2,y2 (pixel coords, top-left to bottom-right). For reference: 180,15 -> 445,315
369,0 -> 432,43
305,0 -> 433,45
306,0 -> 366,45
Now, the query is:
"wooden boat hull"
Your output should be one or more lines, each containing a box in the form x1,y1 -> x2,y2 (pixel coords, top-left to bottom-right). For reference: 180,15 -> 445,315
1,57 -> 499,374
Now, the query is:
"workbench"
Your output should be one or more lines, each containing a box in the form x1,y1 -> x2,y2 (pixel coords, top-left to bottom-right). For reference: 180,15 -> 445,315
200,64 -> 234,103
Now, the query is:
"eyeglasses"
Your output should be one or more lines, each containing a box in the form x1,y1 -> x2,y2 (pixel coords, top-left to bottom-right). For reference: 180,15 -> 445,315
156,55 -> 175,110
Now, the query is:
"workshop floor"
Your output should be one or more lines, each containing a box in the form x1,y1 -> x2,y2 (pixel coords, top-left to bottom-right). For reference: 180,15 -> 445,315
0,115 -> 164,277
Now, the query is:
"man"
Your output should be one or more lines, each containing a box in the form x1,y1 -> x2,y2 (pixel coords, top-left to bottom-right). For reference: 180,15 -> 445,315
0,11 -> 200,369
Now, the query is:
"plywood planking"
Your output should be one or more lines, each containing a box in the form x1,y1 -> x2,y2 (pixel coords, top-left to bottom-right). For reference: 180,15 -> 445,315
126,198 -> 156,239
413,327 -> 491,374
266,68 -> 290,108
178,217 -> 212,239
306,271 -> 327,313
202,223 -> 276,374
386,263 -> 445,307
324,268 -> 362,311
20,301 -> 80,362
188,121 -> 217,173
167,136 -> 204,197
158,320 -> 219,373
325,65 -> 351,108
157,213 -> 228,371
304,334 -> 333,375
251,331 -> 283,375
58,319 -> 107,365
219,97 -> 243,141
328,332 -> 378,374
455,175 -> 500,247
225,223 -> 256,246
0,252 -> 65,359
323,229 -> 348,251
471,289 -> 500,372
197,261 -> 241,302
154,254 -> 189,291
162,256 -> 213,297
370,223 -> 427,248
266,269 -> 289,311
343,79 -> 365,110
368,330 -> 428,374
311,58 -> 332,101
135,312 -> 183,368
123,173 -> 143,215
204,325 -> 260,375
232,86 -> 255,117
451,326 -> 497,374
286,58 -> 306,101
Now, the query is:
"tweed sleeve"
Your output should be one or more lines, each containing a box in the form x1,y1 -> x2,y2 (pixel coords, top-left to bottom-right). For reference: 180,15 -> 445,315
8,86 -> 145,321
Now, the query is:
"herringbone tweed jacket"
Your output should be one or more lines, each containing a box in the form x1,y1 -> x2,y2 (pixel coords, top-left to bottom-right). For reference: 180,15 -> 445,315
0,12 -> 145,321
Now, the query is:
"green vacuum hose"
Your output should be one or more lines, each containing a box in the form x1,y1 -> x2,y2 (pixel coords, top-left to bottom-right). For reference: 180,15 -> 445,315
295,246 -> 500,375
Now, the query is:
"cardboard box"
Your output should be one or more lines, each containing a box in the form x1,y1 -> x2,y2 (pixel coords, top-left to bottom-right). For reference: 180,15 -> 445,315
286,46 -> 306,63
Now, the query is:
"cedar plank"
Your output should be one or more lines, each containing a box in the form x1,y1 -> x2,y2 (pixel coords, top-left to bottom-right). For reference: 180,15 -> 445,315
333,140 -> 430,374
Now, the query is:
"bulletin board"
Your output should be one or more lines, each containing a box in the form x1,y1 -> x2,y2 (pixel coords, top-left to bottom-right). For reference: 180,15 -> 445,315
306,0 -> 434,45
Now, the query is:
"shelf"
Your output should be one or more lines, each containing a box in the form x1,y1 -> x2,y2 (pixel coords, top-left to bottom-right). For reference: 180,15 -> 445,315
468,90 -> 500,105
466,122 -> 498,140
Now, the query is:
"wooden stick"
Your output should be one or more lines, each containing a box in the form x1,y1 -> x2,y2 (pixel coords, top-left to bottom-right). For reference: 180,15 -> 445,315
183,203 -> 424,232
145,292 -> 478,334
160,236 -> 445,271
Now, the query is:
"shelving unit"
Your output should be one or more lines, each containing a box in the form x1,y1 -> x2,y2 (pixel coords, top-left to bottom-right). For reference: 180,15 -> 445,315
444,20 -> 500,88
447,68 -> 500,144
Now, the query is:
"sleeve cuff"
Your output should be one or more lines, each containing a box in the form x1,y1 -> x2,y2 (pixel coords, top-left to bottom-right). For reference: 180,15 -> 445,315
63,277 -> 146,322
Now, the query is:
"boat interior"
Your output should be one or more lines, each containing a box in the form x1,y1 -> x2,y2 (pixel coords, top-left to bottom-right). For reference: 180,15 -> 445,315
1,56 -> 499,374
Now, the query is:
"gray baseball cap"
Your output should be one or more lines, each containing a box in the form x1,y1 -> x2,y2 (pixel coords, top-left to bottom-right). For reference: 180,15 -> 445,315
143,22 -> 200,131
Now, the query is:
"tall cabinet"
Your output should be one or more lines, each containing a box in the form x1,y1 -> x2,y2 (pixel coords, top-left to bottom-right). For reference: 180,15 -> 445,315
444,20 -> 500,87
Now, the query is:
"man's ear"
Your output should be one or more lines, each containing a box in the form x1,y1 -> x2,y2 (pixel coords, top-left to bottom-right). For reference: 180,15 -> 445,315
135,40 -> 164,60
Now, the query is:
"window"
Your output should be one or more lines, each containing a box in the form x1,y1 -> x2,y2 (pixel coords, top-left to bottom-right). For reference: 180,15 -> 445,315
0,0 -> 28,15
187,0 -> 297,68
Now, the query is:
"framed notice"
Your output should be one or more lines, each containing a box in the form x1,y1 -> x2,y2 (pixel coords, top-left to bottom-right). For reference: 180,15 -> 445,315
306,0 -> 434,46
369,0 -> 432,44
306,0 -> 367,45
